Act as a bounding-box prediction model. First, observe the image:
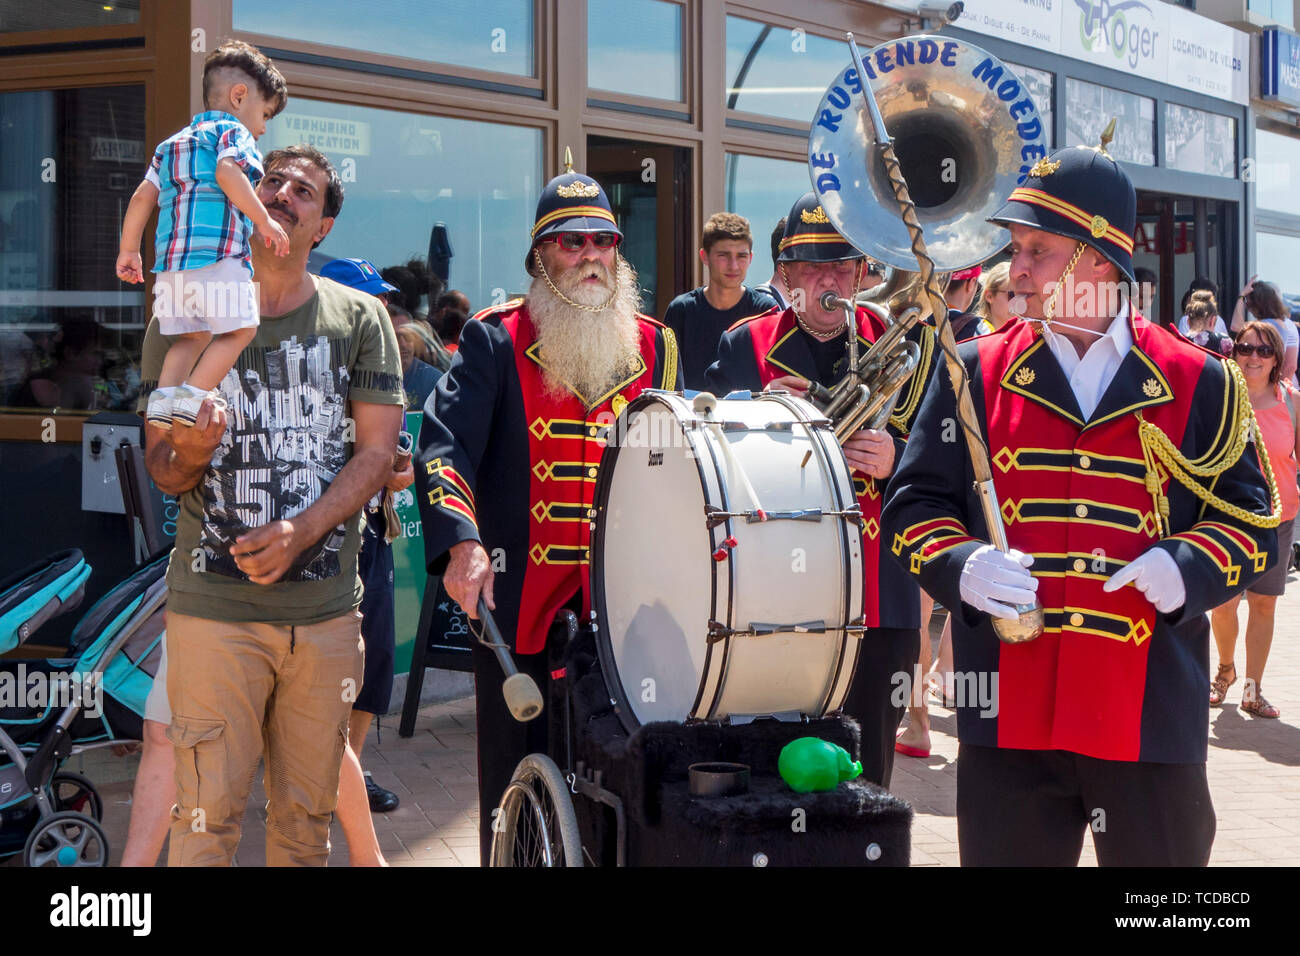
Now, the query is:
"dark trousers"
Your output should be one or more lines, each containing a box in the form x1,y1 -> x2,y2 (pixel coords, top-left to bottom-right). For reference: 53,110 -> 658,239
355,518 -> 395,716
956,743 -> 1216,866
842,626 -> 920,789
470,632 -> 554,866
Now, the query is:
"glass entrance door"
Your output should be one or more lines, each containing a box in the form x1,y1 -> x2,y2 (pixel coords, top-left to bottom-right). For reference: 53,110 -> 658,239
586,137 -> 692,320
1133,193 -> 1236,328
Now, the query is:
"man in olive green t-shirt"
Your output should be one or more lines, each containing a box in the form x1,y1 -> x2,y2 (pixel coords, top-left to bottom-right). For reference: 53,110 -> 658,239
138,145 -> 404,866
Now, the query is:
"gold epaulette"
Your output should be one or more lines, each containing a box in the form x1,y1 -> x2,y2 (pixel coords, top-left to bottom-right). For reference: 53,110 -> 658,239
1136,357 -> 1281,535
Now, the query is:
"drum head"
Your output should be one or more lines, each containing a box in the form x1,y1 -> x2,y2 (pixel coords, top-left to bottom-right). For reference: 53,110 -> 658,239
592,392 -> 863,734
592,396 -> 713,732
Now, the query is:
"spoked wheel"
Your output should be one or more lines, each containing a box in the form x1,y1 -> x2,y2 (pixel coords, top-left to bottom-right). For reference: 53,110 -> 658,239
51,772 -> 104,822
23,811 -> 109,867
489,754 -> 582,867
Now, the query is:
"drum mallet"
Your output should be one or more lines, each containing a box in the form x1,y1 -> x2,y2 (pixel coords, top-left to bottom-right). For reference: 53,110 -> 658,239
475,597 -> 544,722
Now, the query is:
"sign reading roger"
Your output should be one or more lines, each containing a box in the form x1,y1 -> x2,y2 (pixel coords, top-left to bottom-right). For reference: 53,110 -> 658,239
958,0 -> 1249,105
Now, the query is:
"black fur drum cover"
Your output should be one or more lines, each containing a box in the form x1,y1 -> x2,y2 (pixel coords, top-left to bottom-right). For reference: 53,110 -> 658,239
559,630 -> 912,866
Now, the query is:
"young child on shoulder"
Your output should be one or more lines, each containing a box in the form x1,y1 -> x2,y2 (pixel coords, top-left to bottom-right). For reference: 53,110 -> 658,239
116,39 -> 290,429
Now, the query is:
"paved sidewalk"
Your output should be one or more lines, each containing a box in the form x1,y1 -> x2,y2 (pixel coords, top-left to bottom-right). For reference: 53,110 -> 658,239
75,579 -> 1300,867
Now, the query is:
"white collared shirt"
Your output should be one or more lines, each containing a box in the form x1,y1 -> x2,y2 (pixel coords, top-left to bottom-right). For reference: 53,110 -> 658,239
1040,302 -> 1132,420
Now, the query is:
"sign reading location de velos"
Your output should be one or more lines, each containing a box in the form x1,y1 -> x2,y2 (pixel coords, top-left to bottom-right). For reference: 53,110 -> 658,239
807,35 -> 1048,274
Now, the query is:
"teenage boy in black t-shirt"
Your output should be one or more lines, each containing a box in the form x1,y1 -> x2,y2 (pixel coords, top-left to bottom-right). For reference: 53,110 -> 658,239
663,212 -> 776,389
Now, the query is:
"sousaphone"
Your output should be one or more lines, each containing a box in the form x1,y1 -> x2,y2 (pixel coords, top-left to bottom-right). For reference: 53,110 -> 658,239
808,34 -> 1048,276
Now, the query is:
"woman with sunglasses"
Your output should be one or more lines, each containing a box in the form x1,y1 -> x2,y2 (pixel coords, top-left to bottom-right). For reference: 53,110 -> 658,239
1209,321 -> 1299,718
973,261 -> 1018,331
1231,276 -> 1299,387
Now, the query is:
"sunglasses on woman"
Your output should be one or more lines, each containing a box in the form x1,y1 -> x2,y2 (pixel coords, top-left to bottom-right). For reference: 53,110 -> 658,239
542,231 -> 621,252
1233,342 -> 1276,358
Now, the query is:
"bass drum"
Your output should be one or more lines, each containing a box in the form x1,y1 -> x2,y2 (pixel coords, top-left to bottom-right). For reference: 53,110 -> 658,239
590,390 -> 865,734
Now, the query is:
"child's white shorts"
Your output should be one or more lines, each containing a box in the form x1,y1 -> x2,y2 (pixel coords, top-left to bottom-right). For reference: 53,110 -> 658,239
153,258 -> 259,336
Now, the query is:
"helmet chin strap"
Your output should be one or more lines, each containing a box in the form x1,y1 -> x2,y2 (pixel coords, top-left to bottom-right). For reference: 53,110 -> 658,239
535,248 -> 619,314
1033,242 -> 1107,339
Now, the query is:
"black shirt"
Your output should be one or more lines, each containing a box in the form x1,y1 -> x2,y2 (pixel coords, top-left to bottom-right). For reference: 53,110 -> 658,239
804,328 -> 853,386
750,280 -> 789,311
663,286 -> 777,389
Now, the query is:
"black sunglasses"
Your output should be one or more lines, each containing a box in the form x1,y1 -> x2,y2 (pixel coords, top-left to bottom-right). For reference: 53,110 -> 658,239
1234,342 -> 1276,358
542,232 -> 621,252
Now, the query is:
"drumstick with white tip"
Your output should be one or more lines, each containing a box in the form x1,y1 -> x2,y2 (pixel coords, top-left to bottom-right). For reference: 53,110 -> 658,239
475,598 -> 544,722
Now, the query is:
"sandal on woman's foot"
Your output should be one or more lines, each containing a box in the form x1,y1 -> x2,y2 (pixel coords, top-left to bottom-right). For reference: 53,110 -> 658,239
1209,662 -> 1237,707
1241,690 -> 1280,719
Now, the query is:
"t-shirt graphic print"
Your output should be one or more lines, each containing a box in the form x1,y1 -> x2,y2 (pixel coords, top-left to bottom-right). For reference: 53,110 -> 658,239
201,333 -> 351,581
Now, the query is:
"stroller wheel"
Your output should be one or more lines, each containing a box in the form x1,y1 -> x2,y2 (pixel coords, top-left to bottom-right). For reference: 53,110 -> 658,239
23,811 -> 109,867
51,772 -> 104,822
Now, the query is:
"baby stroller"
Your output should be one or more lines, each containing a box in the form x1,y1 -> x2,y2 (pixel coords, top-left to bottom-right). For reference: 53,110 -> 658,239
0,550 -> 168,867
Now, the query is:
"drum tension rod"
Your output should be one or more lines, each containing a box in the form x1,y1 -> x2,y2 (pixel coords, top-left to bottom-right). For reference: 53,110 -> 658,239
704,505 -> 863,529
707,620 -> 830,642
684,420 -> 831,432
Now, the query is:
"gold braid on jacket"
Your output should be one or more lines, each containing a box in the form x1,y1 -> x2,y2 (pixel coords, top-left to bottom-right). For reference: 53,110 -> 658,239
1136,356 -> 1282,536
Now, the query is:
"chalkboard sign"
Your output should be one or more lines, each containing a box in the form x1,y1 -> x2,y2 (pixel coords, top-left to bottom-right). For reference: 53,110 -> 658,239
419,575 -> 474,672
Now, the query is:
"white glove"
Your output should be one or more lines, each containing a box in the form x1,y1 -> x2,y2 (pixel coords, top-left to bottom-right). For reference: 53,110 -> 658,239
959,545 -> 1038,621
1103,548 -> 1186,613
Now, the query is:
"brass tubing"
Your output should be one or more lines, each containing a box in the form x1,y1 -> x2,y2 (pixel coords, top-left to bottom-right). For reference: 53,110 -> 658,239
846,33 -> 1042,643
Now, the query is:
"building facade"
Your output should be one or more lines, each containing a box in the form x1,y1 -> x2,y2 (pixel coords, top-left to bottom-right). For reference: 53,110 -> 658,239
0,0 -> 1287,665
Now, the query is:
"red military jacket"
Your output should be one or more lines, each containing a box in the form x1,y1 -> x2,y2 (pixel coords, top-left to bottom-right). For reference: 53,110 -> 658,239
705,304 -> 927,629
415,300 -> 680,654
882,311 -> 1277,763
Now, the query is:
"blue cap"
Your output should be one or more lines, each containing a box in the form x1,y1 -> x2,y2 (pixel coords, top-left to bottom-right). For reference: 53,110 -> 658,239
320,258 -> 398,296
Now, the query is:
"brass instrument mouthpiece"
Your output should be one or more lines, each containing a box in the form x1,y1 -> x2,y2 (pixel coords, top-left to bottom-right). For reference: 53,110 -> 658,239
820,291 -> 849,312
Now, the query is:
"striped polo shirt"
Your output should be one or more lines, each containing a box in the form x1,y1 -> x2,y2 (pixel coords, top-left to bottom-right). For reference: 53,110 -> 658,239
145,110 -> 264,275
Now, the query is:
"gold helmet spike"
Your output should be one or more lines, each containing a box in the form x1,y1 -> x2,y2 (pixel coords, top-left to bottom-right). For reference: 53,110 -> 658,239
1098,117 -> 1117,157
563,146 -> 574,173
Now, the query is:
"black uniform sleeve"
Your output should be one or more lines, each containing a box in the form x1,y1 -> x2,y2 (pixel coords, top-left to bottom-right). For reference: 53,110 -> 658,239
1152,355 -> 1278,623
414,318 -> 504,575
881,343 -> 988,624
652,323 -> 684,391
704,325 -> 760,395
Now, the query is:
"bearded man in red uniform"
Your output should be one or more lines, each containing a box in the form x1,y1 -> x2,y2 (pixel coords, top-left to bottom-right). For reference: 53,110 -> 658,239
882,145 -> 1279,865
415,166 -> 680,863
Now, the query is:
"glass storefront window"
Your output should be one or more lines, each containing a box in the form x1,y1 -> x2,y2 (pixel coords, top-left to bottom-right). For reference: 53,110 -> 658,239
1005,62 -> 1054,149
1,85 -> 146,412
233,0 -> 535,78
1248,0 -> 1294,30
261,99 -> 541,315
1065,79 -> 1154,166
588,0 -> 683,101
1255,128 -> 1300,217
725,16 -> 843,123
1166,104 -> 1235,178
0,0 -> 139,33
1256,232 -> 1300,303
724,153 -> 811,283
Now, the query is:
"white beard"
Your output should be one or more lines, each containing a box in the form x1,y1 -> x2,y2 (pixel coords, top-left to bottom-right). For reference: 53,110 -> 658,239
527,256 -> 643,403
